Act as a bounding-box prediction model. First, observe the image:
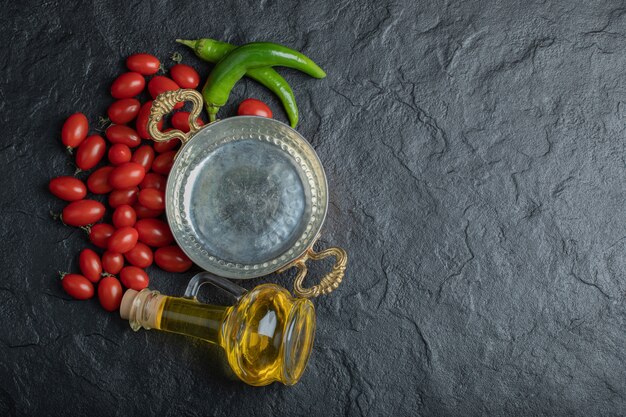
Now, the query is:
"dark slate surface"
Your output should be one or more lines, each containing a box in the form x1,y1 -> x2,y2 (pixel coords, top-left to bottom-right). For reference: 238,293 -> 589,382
1,0 -> 626,416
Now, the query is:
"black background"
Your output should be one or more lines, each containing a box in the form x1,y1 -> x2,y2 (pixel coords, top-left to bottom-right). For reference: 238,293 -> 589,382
2,1 -> 626,416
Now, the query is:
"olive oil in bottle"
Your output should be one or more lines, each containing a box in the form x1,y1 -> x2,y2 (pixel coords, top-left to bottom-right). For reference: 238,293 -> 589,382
120,281 -> 315,386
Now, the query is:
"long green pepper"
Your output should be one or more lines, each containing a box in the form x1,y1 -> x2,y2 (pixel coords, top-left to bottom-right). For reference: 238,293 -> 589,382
177,38 -> 300,128
179,40 -> 326,123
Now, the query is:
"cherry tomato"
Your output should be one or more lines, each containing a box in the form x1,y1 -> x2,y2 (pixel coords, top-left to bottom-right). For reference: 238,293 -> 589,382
111,72 -> 145,99
133,203 -> 164,219
135,218 -> 174,247
148,76 -> 183,108
102,251 -> 124,275
108,162 -> 145,190
112,205 -> 136,228
140,173 -> 166,191
237,99 -> 272,118
75,135 -> 106,170
62,274 -> 94,300
89,223 -> 115,248
151,151 -> 175,175
98,276 -> 123,311
155,245 -> 193,272
108,226 -> 139,253
131,145 -> 155,172
49,176 -> 87,201
170,64 -> 200,89
61,113 -> 89,149
87,166 -> 115,194
108,143 -> 132,165
79,249 -> 102,283
136,101 -> 163,140
171,111 -> 204,133
105,125 -> 141,148
153,130 -> 179,153
120,266 -> 149,291
108,187 -> 139,208
126,53 -> 160,75
124,242 -> 153,268
107,98 -> 141,125
138,188 -> 165,210
62,200 -> 106,226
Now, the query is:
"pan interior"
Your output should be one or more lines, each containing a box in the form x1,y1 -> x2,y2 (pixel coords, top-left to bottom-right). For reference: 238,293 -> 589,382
184,139 -> 310,264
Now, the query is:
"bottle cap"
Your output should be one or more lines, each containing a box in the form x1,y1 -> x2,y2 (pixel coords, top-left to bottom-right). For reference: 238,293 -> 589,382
120,289 -> 139,320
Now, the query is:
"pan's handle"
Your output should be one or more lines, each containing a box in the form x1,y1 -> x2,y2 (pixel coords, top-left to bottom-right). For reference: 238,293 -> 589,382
278,246 -> 348,298
148,89 -> 204,144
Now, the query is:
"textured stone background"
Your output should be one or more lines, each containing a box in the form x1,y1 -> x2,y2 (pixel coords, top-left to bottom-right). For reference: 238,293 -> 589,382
1,0 -> 626,416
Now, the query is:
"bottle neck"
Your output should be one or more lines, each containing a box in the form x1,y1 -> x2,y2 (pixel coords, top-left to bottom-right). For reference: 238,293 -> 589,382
125,289 -> 230,346
157,296 -> 230,346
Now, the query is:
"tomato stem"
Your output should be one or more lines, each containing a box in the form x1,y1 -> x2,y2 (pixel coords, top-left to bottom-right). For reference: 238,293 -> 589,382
170,52 -> 183,63
96,116 -> 111,132
65,146 -> 74,155
80,225 -> 92,234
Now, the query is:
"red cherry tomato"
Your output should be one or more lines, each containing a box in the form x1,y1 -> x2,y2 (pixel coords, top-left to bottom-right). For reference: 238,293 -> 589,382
111,72 -> 145,99
138,188 -> 165,210
135,218 -> 174,247
131,145 -> 155,172
108,162 -> 145,190
87,166 -> 114,194
237,99 -> 273,118
136,100 -> 164,140
107,98 -> 141,125
133,203 -> 164,219
112,205 -> 136,228
75,135 -> 106,170
124,242 -> 153,268
49,176 -> 87,201
79,249 -> 102,283
61,113 -> 89,149
151,151 -> 175,175
108,226 -> 139,253
105,125 -> 141,148
120,266 -> 150,291
98,276 -> 123,311
62,200 -> 106,226
153,131 -> 179,153
62,274 -> 94,300
108,143 -> 132,165
148,76 -> 183,109
102,251 -> 124,275
126,54 -> 160,75
89,223 -> 115,248
108,187 -> 139,208
170,64 -> 200,89
155,245 -> 193,272
171,111 -> 204,133
140,173 -> 166,191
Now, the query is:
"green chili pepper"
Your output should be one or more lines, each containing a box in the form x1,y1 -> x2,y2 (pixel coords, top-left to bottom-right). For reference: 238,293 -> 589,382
198,42 -> 326,122
177,38 -> 300,128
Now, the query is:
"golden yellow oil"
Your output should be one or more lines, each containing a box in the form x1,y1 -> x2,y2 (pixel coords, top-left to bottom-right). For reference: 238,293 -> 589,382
154,284 -> 315,386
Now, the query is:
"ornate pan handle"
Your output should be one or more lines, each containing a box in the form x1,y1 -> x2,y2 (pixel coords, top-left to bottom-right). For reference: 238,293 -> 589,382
278,246 -> 348,298
148,89 -> 204,144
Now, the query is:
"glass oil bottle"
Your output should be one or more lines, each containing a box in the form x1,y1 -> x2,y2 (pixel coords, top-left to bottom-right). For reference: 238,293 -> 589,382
120,273 -> 316,386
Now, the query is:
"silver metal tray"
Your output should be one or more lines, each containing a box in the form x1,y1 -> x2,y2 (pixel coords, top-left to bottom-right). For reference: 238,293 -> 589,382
148,89 -> 346,298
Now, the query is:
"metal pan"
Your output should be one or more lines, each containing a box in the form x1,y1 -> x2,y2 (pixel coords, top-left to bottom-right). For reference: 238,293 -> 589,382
147,89 -> 346,298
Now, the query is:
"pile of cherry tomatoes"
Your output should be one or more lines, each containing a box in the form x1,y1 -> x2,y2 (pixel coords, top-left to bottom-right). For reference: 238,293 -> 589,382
51,52 -> 274,312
